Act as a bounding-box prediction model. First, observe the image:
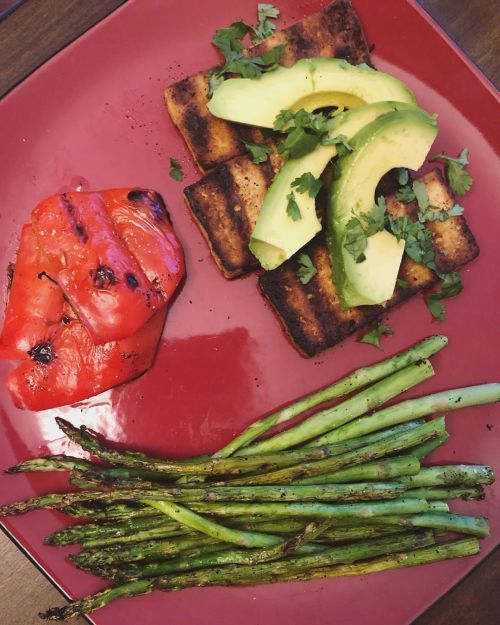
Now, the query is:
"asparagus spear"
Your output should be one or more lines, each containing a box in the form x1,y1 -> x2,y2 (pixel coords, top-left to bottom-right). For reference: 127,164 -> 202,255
295,455 -> 420,485
61,503 -> 158,520
41,532 -> 440,620
6,456 -> 94,474
52,418 -> 419,478
397,465 -> 495,488
226,418 -> 445,486
405,486 -> 485,501
308,384 -> 500,447
237,360 -> 434,455
405,432 -> 450,460
215,336 -> 448,458
185,497 -> 430,519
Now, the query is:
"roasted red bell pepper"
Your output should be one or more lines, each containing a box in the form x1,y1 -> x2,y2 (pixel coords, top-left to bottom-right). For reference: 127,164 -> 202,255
7,304 -> 167,411
1,188 -> 185,411
101,188 -> 185,300
32,192 -> 165,344
0,224 -> 66,361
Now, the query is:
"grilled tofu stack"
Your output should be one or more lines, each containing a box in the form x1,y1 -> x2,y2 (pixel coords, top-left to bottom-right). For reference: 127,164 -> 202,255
259,170 -> 479,356
165,0 -> 371,172
165,0 -> 480,356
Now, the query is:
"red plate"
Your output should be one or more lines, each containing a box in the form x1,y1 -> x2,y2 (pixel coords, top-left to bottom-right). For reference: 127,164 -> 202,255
0,1 -> 499,623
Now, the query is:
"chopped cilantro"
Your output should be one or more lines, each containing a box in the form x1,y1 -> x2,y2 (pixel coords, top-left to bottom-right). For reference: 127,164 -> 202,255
296,253 -> 317,284
418,202 -> 464,223
291,172 -> 322,198
322,133 -> 353,157
395,186 -> 416,203
360,323 -> 394,349
273,109 -> 294,131
252,4 -> 280,41
286,192 -> 301,221
343,196 -> 386,263
396,168 -> 409,186
169,158 -> 184,181
396,278 -> 409,288
356,62 -> 374,71
426,272 -> 463,321
208,17 -> 285,95
430,148 -> 473,196
412,180 -> 430,211
387,215 -> 436,267
243,141 -> 272,163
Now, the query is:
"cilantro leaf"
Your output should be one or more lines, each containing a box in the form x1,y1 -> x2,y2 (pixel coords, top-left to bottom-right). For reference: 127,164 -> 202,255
209,18 -> 285,93
286,192 -> 302,221
343,197 -> 387,263
273,109 -> 295,131
243,141 -> 272,164
426,272 -> 463,321
169,158 -> 184,182
296,253 -> 317,284
430,148 -> 473,195
360,323 -> 394,349
388,215 -> 436,267
253,4 -> 280,42
396,278 -> 409,288
291,172 -> 323,198
412,180 -> 430,211
395,186 -> 416,203
322,133 -> 353,157
418,202 -> 464,223
396,168 -> 409,186
344,217 -> 367,263
208,71 -> 225,96
212,21 -> 252,56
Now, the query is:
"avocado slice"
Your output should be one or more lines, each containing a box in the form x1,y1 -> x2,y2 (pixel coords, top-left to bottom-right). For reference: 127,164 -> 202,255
249,101 -> 423,270
329,109 -> 439,308
208,58 -> 416,128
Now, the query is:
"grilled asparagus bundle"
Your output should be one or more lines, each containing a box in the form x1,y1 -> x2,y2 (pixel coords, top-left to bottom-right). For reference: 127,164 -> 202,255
2,336 -> 498,621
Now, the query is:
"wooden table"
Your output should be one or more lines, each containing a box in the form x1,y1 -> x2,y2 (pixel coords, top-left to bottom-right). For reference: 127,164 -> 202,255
0,1 -> 498,624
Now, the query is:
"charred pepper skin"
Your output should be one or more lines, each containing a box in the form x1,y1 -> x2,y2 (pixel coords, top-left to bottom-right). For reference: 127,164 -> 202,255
0,188 -> 185,411
0,224 -> 65,360
32,192 -> 165,344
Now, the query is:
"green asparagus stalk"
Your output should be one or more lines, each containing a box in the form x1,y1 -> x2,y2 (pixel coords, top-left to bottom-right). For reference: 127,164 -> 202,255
52,418 -> 422,478
295,455 -> 420,485
106,527 -> 426,582
397,465 -> 495,488
46,516 -> 181,546
237,361 -> 434,455
406,432 -> 450,460
185,497 -> 430,519
40,532 -> 439,620
215,336 -> 447,458
308,384 -> 500,447
144,500 -> 287,548
6,456 -> 94,474
405,486 -> 485,501
61,503 -> 157,520
226,418 -> 445,486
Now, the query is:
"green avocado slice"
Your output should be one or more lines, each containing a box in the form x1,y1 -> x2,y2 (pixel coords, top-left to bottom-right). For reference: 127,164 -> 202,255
249,101 -> 424,271
208,58 -> 416,128
329,109 -> 439,308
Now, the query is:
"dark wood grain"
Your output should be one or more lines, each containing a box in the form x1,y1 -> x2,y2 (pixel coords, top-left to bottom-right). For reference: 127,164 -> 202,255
0,1 -> 499,624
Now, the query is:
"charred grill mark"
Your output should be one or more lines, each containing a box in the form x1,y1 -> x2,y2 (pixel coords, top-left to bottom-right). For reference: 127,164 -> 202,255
61,316 -> 72,325
183,106 -> 209,150
125,273 -> 139,289
37,271 -> 58,285
61,194 -> 89,243
127,189 -> 171,222
94,265 -> 118,289
28,342 -> 54,365
7,262 -> 15,290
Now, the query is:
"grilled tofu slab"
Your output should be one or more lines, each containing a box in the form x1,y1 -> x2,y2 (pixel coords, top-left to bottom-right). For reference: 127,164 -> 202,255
259,170 -> 479,356
165,0 -> 371,172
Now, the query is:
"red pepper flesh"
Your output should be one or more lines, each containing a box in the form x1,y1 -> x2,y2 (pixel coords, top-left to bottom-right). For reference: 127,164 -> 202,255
0,224 -> 65,360
32,192 -> 165,344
